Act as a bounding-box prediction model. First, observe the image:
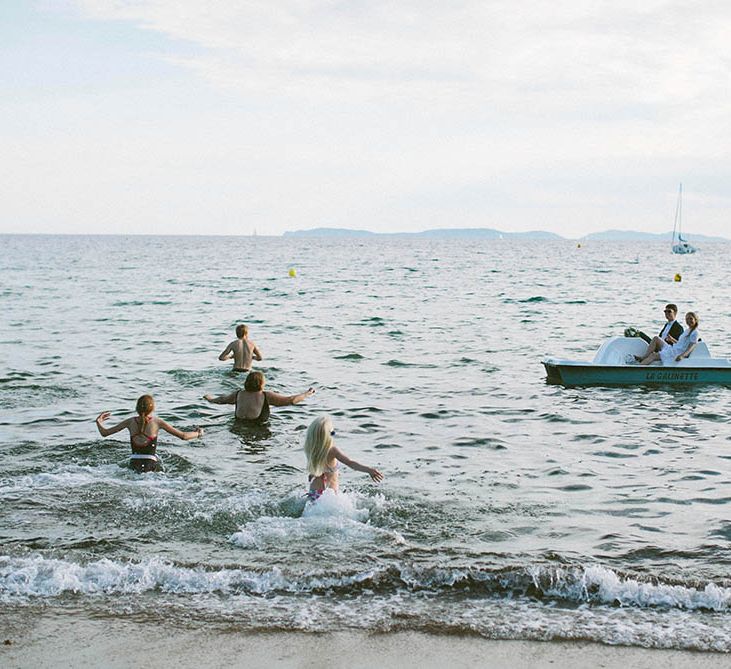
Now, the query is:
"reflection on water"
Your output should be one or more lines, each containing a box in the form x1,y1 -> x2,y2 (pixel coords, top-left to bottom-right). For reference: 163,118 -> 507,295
231,420 -> 273,453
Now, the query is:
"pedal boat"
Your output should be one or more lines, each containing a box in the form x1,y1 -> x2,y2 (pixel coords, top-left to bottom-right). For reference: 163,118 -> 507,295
543,336 -> 731,386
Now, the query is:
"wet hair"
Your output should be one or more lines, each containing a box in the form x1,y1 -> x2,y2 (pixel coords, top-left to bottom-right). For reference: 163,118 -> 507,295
304,416 -> 334,477
665,304 -> 678,314
135,394 -> 155,429
244,371 -> 265,392
686,311 -> 699,330
236,324 -> 248,338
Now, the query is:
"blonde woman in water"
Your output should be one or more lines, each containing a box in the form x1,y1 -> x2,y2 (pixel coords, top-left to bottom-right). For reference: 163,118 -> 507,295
95,394 -> 203,473
304,415 -> 383,500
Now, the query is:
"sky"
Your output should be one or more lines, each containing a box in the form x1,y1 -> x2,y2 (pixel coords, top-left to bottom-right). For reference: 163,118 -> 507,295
2,1 -> 730,237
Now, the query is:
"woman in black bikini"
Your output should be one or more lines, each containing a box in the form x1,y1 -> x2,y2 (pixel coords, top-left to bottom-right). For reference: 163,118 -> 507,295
95,395 -> 203,472
203,371 -> 315,424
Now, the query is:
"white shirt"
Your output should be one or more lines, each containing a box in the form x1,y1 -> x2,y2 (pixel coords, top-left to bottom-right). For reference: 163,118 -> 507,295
659,320 -> 677,339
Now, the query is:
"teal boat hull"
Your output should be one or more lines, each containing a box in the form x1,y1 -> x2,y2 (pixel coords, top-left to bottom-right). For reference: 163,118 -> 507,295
543,362 -> 731,387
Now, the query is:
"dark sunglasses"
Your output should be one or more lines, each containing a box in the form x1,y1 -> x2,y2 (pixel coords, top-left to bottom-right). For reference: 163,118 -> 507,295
330,430 -> 336,436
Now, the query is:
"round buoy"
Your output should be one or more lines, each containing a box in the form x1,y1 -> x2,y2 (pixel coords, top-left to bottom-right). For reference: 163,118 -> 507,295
674,273 -> 682,282
288,268 -> 297,278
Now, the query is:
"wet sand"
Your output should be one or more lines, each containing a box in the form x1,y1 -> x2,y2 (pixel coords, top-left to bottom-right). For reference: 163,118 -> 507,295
1,612 -> 728,669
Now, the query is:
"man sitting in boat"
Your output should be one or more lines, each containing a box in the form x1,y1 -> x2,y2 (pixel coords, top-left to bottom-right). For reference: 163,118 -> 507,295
636,303 -> 684,345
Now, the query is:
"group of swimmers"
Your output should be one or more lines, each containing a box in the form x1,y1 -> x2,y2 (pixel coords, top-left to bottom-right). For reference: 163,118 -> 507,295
633,304 -> 701,365
95,324 -> 384,498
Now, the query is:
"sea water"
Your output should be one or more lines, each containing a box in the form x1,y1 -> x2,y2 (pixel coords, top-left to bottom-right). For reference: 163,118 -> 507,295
1,234 -> 730,650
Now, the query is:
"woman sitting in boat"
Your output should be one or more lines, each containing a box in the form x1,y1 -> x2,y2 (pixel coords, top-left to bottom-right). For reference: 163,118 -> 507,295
636,312 -> 700,366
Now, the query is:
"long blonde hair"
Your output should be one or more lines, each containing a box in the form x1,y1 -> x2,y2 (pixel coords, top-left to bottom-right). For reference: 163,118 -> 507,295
304,416 -> 334,476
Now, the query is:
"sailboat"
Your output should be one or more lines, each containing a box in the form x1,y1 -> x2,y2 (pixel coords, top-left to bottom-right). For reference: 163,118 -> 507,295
671,183 -> 697,254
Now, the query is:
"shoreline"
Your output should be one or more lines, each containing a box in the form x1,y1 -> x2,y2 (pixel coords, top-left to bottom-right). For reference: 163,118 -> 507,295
2,612 -> 728,669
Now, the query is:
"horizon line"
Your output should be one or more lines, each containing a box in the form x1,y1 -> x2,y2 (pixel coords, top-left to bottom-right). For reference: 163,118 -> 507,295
1,228 -> 729,241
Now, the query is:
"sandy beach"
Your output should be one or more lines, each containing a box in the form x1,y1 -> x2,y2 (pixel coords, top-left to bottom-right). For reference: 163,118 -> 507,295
1,611 -> 728,669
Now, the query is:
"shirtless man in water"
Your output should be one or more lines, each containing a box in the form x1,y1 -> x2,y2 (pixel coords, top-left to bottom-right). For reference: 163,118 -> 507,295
219,324 -> 262,372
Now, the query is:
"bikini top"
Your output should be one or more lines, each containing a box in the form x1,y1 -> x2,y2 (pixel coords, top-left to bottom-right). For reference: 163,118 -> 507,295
308,462 -> 340,489
235,390 -> 270,424
131,419 -> 157,455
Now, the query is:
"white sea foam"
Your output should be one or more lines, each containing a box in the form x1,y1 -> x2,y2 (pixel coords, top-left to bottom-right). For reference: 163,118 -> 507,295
4,554 -> 726,615
0,555 -> 285,597
2,555 -> 730,651
229,490 -> 405,549
0,463 -> 278,525
399,564 -> 470,588
119,485 -> 273,523
0,464 -> 200,502
530,564 -> 731,612
302,488 -> 370,521
0,555 -> 383,598
0,465 -> 125,495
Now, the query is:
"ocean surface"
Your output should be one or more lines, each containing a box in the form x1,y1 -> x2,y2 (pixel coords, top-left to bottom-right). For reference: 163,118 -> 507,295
1,234 -> 730,651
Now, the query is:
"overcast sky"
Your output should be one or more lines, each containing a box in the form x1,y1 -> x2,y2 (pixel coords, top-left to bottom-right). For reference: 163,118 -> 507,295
2,1 -> 730,237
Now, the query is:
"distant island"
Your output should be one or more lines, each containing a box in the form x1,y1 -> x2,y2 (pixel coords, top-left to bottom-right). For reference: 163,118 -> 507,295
283,227 -> 729,242
283,227 -> 561,239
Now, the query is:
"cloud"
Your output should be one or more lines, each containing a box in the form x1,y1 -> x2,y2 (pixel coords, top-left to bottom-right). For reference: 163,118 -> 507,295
68,2 -> 731,113
66,2 -> 731,170
6,1 -> 730,235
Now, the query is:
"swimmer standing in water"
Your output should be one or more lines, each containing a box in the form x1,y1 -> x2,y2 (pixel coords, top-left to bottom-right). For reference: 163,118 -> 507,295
304,415 -> 383,500
218,324 -> 262,373
204,371 -> 314,424
95,395 -> 203,472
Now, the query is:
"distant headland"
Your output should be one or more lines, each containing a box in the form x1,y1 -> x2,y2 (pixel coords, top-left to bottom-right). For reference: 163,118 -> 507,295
283,227 -> 560,240
283,227 -> 729,242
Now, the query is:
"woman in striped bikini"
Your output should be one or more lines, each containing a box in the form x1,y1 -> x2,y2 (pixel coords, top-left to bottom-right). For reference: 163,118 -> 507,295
95,394 -> 203,472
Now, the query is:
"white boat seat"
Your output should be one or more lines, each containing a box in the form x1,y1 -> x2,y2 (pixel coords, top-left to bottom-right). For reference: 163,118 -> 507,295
592,337 -> 712,366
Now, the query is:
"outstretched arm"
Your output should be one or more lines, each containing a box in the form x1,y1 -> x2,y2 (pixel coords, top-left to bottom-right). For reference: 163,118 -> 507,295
158,419 -> 203,441
218,342 -> 234,361
330,445 -> 383,482
95,413 -> 130,438
203,391 -> 238,404
265,387 -> 315,407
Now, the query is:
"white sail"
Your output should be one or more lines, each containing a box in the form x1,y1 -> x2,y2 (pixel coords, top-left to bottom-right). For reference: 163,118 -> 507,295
671,183 -> 697,254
